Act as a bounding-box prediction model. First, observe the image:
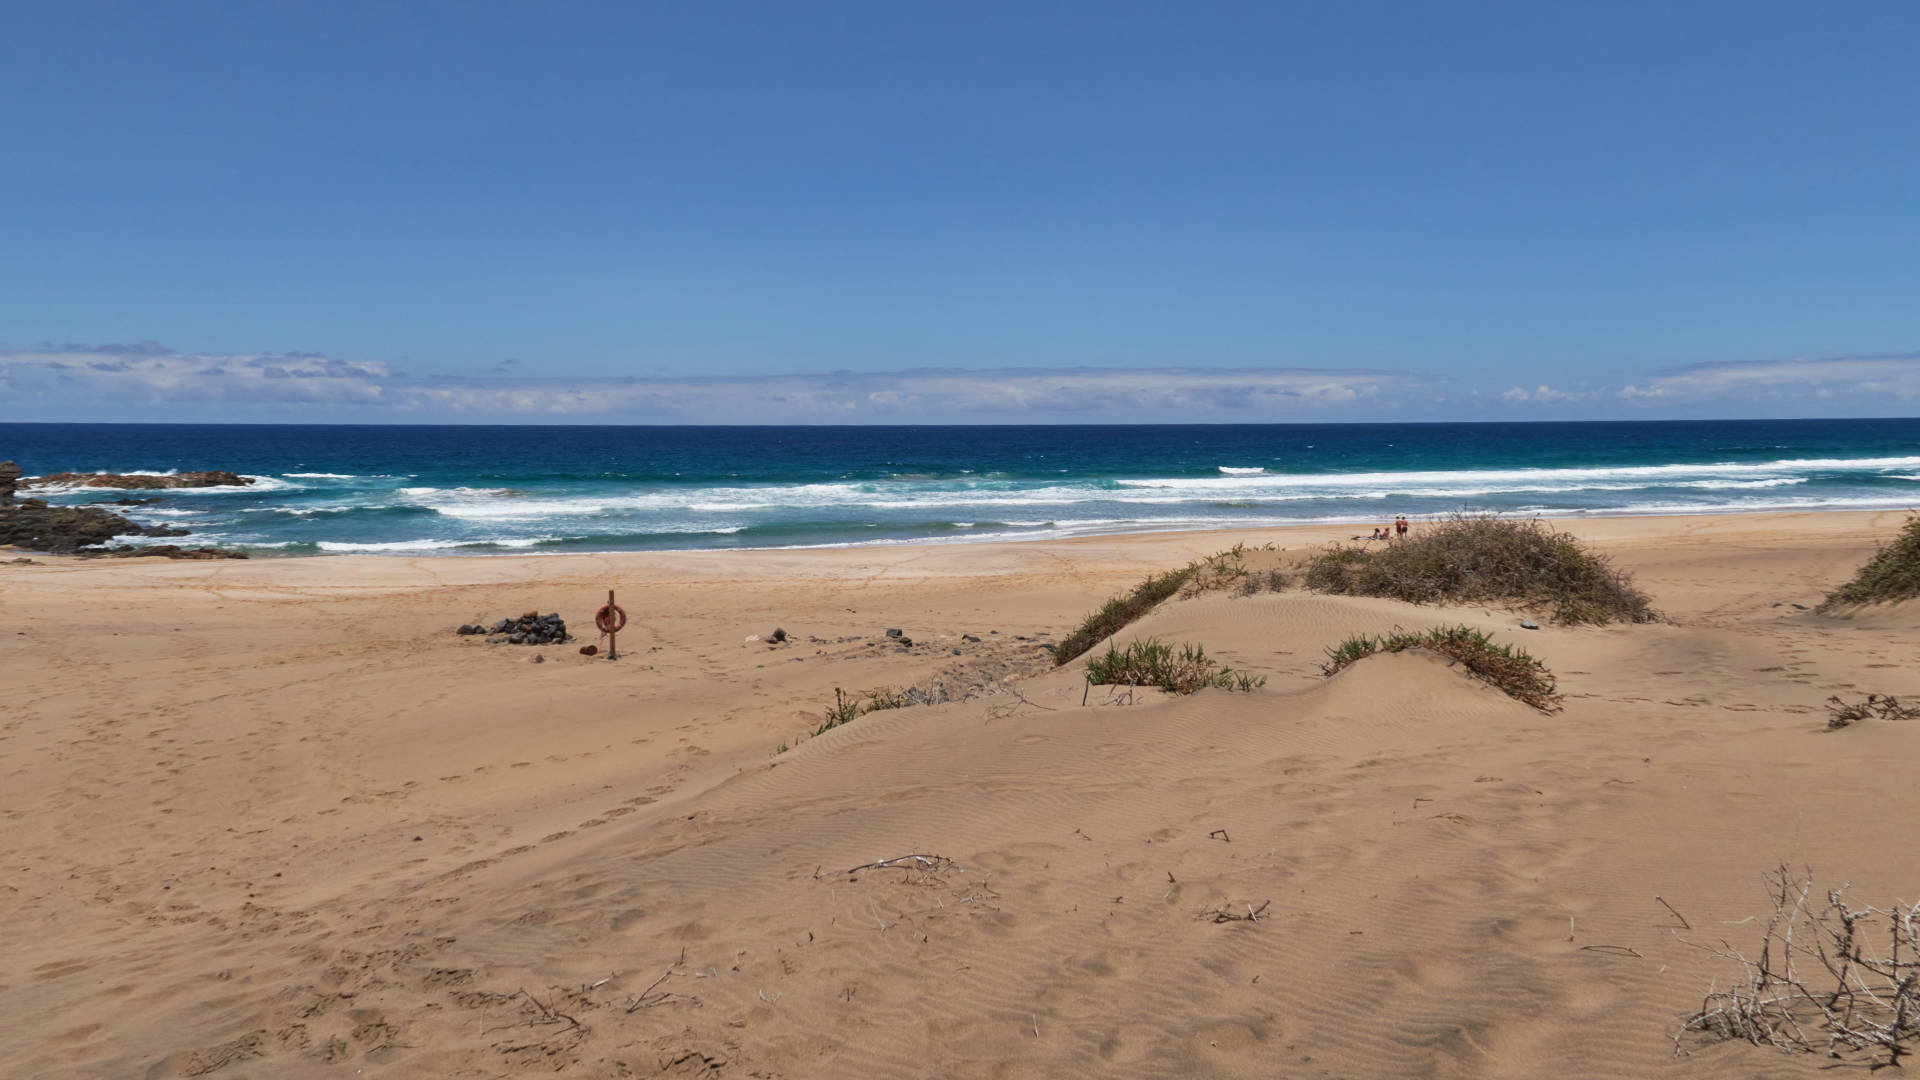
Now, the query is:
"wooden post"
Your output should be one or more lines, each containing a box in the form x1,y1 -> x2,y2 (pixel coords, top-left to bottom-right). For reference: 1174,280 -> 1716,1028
607,589 -> 619,660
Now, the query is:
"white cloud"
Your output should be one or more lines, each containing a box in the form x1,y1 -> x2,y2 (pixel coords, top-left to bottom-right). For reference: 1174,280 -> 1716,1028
1497,384 -> 1582,405
0,345 -> 395,406
0,345 -> 1444,422
1620,354 -> 1920,405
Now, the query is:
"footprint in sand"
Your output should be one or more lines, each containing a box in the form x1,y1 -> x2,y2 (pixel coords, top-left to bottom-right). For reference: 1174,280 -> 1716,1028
1099,1027 -> 1154,1063
1188,1019 -> 1271,1059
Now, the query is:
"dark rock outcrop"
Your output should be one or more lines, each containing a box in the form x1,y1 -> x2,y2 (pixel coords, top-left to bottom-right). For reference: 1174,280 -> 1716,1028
2,502 -> 151,553
1,473 -> 197,554
24,470 -> 252,490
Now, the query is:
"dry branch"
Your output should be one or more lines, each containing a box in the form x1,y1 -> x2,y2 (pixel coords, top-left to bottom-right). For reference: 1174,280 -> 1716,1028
1826,693 -> 1919,730
1675,865 -> 1920,1066
1199,900 -> 1270,923
625,959 -> 699,1012
1656,895 -> 1691,930
845,854 -> 959,886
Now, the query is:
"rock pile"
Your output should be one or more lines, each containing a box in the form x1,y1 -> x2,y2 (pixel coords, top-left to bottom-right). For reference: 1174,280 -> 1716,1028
0,461 -> 19,504
24,470 -> 253,490
458,612 -> 573,645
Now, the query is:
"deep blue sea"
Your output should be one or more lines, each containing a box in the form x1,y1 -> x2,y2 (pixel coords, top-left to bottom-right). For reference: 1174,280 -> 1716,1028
5,420 -> 1919,555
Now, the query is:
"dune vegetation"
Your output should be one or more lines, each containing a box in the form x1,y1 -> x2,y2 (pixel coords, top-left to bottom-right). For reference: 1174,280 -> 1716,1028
1053,544 -> 1289,666
1320,625 -> 1562,711
1819,513 -> 1920,610
1083,638 -> 1265,694
1302,513 -> 1656,626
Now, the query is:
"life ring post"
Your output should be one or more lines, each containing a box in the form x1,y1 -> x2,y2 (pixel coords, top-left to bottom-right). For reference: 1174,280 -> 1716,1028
606,589 -> 618,660
593,591 -> 627,660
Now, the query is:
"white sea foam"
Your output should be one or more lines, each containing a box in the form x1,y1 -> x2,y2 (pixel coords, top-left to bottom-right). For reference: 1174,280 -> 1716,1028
27,473 -> 293,494
314,535 -> 556,553
317,539 -> 473,552
283,472 -> 357,479
185,450 -> 1920,556
352,454 -> 1920,524
1114,456 -> 1920,494
1675,477 -> 1809,489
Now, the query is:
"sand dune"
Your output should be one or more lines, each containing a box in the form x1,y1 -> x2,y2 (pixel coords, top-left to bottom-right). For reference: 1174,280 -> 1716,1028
2,510 -> 1916,1077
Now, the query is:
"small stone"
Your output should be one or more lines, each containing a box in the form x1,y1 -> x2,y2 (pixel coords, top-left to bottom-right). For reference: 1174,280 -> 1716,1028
885,628 -> 903,638
1519,620 -> 1539,630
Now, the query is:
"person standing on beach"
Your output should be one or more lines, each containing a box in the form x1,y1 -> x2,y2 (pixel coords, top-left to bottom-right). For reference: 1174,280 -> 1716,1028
1395,516 -> 1409,539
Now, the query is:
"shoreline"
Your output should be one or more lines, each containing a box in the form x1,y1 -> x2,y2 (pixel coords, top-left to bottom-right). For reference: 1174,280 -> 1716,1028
10,506 -> 1908,573
11,503 -> 1915,565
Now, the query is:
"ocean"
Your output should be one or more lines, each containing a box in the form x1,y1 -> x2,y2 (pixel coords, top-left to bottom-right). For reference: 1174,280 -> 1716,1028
5,420 -> 1919,556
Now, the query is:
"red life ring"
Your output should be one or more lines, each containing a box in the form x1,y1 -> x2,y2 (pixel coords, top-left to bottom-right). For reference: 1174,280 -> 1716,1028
594,603 -> 627,634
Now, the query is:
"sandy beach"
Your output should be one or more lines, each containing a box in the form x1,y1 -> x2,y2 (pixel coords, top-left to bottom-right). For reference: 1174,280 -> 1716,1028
3,509 -> 1916,1078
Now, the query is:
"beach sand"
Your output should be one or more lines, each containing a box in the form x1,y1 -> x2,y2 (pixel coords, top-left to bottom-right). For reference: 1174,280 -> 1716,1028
3,510 -> 1916,1078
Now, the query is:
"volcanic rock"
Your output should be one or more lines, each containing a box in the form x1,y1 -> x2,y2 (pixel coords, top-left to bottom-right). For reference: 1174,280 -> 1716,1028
0,461 -> 20,504
1,502 -> 148,554
25,470 -> 252,490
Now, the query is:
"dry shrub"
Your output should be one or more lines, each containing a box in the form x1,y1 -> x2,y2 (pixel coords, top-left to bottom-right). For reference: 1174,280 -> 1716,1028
1084,638 -> 1264,694
1825,693 -> 1918,730
1178,542 -> 1291,598
1676,865 -> 1920,1066
1820,513 -> 1920,611
1320,625 -> 1562,711
806,685 -> 924,741
1054,543 -> 1290,666
1302,512 -> 1656,626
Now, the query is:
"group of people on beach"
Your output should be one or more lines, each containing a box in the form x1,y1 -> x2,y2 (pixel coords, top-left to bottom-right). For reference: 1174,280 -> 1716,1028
1358,516 -> 1410,543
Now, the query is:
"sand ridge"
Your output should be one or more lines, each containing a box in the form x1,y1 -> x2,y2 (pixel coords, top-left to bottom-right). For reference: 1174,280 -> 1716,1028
1,510 -> 1916,1077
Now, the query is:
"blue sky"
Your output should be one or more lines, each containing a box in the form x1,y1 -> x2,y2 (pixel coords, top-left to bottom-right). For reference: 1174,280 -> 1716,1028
3,2 -> 1917,423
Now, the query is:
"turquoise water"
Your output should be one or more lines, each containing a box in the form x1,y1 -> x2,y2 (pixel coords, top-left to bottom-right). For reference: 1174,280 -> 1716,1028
5,420 -> 1919,555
